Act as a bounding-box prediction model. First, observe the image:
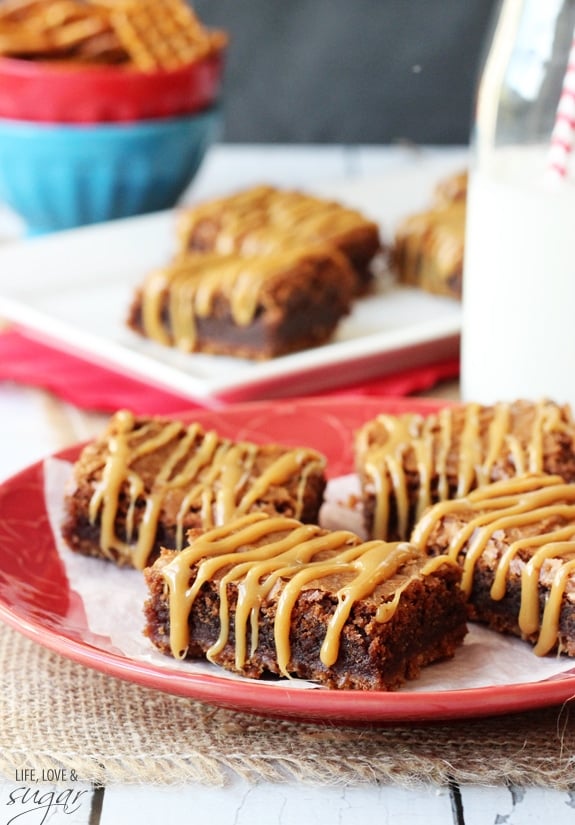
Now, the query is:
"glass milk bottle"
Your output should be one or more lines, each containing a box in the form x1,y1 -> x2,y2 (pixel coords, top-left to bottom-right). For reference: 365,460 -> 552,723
461,0 -> 575,407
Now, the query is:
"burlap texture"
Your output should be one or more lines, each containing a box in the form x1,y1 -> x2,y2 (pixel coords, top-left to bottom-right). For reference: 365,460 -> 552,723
1,624 -> 575,789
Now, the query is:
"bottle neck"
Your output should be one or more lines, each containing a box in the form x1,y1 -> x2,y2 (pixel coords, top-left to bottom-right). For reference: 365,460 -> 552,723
472,0 -> 575,177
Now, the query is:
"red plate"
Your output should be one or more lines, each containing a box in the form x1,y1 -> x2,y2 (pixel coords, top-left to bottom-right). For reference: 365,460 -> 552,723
1,395 -> 574,725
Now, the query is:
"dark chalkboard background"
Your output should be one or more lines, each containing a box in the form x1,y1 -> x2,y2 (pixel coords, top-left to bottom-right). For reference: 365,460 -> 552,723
193,0 -> 499,144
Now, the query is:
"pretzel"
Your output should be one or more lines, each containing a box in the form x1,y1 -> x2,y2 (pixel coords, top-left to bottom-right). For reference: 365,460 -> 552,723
0,0 -> 112,58
0,0 -> 227,68
106,0 -> 227,70
70,28 -> 124,64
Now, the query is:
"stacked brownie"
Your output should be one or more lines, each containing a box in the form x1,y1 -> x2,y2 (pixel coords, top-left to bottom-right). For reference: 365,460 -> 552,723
127,184 -> 383,360
61,406 -> 468,690
60,397 -> 575,689
176,184 -> 381,295
354,398 -> 575,658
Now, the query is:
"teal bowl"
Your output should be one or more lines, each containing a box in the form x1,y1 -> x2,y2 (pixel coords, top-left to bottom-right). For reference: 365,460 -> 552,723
0,107 -> 220,234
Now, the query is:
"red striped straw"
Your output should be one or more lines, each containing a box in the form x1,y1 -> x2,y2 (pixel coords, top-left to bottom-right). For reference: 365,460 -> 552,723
548,33 -> 575,181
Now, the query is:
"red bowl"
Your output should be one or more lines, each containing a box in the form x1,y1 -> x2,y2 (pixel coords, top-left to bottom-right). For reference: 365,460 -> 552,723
0,51 -> 225,123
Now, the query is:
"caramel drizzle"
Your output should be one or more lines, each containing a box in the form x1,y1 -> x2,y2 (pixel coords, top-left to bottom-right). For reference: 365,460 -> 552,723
396,200 -> 465,278
138,244 -> 338,352
360,400 -> 572,540
160,512 -> 446,675
178,185 -> 376,255
88,410 -> 325,570
412,474 -> 575,655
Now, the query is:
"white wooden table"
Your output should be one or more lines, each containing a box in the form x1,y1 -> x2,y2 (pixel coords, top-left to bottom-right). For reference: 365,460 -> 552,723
0,144 -> 573,824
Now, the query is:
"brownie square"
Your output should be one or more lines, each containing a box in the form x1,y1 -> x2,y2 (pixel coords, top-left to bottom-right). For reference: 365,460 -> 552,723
176,184 -> 382,295
126,245 -> 356,360
61,410 -> 327,569
355,400 -> 575,541
144,512 -> 468,690
412,473 -> 575,656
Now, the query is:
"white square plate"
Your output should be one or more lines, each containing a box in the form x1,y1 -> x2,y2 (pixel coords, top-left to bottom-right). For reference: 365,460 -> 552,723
0,161 -> 463,404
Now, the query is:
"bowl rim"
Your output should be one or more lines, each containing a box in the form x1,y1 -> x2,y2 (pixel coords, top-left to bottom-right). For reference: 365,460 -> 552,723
0,105 -> 221,136
0,49 -> 226,80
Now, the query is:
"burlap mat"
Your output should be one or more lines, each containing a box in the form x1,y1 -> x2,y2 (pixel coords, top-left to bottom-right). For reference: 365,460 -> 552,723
1,623 -> 575,790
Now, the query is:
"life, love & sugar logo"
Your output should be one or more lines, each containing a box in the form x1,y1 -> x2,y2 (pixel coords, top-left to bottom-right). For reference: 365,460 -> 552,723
3,768 -> 91,825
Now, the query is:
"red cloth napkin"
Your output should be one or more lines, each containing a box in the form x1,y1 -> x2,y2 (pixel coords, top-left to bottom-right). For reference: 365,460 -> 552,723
0,327 -> 460,415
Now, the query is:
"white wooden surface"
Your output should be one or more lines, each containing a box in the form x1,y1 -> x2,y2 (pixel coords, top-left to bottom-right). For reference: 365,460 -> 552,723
1,778 -> 575,824
1,145 -> 574,824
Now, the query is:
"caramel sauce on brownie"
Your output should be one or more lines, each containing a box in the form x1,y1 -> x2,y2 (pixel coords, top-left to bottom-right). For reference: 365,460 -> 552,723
87,410 -> 325,569
159,512 -> 452,673
177,184 -> 379,255
395,200 -> 465,283
357,400 -> 575,540
137,245 -> 349,352
412,474 -> 575,655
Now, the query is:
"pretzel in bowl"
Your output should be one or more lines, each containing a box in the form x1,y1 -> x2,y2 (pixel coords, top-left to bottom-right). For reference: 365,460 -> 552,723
0,0 -> 227,68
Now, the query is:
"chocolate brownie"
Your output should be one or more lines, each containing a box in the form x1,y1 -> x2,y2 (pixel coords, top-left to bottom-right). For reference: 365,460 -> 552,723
126,245 -> 356,360
412,473 -> 575,656
176,184 -> 382,295
61,410 -> 327,570
392,170 -> 467,300
355,399 -> 575,541
143,512 -> 467,690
